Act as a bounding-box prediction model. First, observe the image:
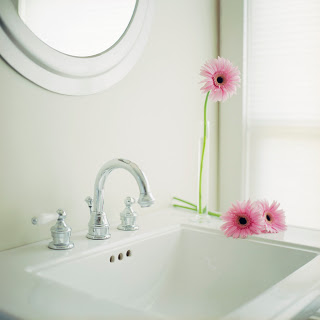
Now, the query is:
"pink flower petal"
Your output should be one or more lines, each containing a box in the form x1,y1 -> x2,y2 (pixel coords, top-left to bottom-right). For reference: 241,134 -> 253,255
255,200 -> 287,233
200,57 -> 240,102
220,200 -> 264,239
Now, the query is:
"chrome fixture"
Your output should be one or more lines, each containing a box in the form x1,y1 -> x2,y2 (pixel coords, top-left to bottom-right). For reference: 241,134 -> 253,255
85,159 -> 155,240
118,197 -> 139,231
32,209 -> 74,250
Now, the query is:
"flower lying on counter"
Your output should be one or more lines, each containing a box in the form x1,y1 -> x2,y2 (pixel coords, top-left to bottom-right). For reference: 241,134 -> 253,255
221,199 -> 286,239
173,196 -> 287,239
255,199 -> 287,234
220,200 -> 264,239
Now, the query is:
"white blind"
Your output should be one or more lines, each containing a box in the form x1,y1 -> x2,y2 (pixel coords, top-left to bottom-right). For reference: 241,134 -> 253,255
246,0 -> 320,228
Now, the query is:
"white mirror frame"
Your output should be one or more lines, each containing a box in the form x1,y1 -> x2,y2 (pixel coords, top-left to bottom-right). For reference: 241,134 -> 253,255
0,0 -> 154,95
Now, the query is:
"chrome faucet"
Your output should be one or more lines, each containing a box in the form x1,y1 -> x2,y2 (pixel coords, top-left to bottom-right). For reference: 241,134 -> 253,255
85,159 -> 155,240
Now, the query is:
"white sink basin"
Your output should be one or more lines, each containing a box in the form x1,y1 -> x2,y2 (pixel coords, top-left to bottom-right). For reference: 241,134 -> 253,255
30,224 -> 319,319
1,210 -> 320,320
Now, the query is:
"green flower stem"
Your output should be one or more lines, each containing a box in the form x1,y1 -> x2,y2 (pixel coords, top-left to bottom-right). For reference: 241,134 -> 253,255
208,211 -> 221,217
173,204 -> 197,211
173,197 -> 222,217
173,203 -> 222,218
198,91 -> 210,214
172,90 -> 223,219
173,197 -> 197,208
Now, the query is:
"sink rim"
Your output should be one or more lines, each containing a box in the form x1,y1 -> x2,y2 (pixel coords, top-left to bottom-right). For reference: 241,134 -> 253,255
26,222 -> 320,276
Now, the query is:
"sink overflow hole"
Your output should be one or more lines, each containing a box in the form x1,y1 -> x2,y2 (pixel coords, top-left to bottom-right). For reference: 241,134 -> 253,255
109,250 -> 132,263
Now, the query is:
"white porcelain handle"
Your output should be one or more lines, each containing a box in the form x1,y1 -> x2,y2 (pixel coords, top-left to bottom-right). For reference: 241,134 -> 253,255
31,213 -> 58,225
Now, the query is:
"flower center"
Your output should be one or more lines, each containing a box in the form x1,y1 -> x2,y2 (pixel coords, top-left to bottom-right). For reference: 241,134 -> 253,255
212,74 -> 225,88
217,76 -> 224,84
266,213 -> 272,222
238,217 -> 247,225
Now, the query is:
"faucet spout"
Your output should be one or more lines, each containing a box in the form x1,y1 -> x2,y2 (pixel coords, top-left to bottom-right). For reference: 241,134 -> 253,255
87,159 -> 155,240
94,159 -> 155,214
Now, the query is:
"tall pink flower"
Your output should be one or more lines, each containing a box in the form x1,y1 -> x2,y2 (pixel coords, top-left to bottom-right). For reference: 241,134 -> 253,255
255,200 -> 287,233
221,200 -> 264,239
200,56 -> 240,102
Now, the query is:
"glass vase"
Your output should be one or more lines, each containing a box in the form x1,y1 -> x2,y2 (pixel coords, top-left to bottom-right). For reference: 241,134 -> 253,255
192,121 -> 210,223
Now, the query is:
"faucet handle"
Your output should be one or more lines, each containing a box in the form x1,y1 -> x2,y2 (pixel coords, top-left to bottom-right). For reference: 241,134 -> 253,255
124,196 -> 135,207
48,209 -> 74,250
118,197 -> 139,231
85,196 -> 93,214
32,212 -> 58,225
32,209 -> 74,250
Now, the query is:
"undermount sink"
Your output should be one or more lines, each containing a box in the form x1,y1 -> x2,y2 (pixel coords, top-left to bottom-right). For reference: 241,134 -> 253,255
28,223 -> 319,319
1,210 -> 320,320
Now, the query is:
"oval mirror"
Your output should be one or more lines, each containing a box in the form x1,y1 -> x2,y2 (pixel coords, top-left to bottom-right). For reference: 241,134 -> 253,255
18,0 -> 137,57
0,0 -> 154,95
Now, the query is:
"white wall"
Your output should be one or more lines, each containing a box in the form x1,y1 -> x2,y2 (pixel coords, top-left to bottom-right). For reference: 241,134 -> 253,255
0,0 -> 218,251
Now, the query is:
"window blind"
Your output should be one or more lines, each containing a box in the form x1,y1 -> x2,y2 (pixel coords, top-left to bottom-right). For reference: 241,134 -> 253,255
246,0 -> 320,228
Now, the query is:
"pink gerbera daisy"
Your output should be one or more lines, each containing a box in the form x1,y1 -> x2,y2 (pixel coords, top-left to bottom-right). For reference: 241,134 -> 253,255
255,200 -> 287,233
200,56 -> 240,102
221,200 -> 264,239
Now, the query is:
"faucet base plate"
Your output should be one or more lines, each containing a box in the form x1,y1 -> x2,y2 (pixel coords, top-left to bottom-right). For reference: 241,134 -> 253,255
48,242 -> 74,250
117,225 -> 139,231
86,234 -> 111,240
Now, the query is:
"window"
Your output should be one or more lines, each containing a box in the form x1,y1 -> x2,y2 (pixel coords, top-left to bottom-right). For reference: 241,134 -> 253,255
220,0 -> 320,229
